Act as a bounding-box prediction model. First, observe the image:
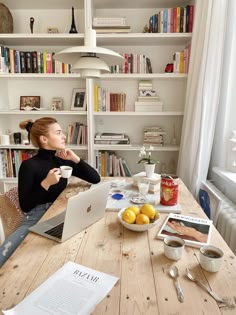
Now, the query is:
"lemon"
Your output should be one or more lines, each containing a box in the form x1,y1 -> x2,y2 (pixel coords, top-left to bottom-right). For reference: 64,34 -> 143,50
140,204 -> 156,219
136,213 -> 150,225
122,209 -> 136,224
127,205 -> 140,216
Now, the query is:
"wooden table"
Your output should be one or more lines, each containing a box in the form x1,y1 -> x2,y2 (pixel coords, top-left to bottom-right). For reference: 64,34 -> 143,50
0,179 -> 236,314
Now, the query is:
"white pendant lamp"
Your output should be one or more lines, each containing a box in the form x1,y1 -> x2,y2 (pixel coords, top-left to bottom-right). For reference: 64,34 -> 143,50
54,1 -> 124,78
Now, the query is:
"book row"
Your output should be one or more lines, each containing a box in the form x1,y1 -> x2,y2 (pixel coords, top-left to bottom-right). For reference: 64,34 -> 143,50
0,149 -> 35,178
95,151 -> 132,177
94,86 -> 126,112
0,46 -> 71,74
173,44 -> 191,74
67,122 -> 87,145
148,5 -> 194,33
110,54 -> 152,74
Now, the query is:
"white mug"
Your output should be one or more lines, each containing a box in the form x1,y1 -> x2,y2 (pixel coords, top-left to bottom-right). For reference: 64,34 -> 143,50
164,236 -> 185,261
60,166 -> 73,178
0,134 -> 10,145
199,245 -> 224,272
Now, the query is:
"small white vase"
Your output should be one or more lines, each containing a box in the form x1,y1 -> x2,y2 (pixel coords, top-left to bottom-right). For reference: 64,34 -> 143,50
145,163 -> 155,178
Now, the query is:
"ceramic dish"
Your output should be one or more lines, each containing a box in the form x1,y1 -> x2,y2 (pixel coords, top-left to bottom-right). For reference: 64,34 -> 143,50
117,207 -> 160,232
130,196 -> 147,204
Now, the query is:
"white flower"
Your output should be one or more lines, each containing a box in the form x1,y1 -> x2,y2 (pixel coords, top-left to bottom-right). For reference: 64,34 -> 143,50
138,145 -> 159,164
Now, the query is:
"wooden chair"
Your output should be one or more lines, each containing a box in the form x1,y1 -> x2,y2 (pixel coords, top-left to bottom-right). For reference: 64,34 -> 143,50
0,187 -> 24,245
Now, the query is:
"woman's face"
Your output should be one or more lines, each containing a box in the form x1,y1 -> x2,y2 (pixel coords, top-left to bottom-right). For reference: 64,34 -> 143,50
41,123 -> 66,150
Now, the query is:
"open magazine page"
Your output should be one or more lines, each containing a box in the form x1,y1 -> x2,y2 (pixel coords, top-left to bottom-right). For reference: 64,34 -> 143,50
3,261 -> 119,315
157,213 -> 213,248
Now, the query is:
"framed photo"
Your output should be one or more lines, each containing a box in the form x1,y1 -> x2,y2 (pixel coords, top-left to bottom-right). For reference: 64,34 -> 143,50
20,96 -> 40,110
47,27 -> 59,34
71,88 -> 86,111
51,97 -> 63,111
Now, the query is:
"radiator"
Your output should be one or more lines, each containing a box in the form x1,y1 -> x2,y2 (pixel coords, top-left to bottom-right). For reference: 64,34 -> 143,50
199,180 -> 236,255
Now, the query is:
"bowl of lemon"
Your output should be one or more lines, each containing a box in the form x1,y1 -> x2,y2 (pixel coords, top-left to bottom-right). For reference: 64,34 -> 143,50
118,204 -> 160,232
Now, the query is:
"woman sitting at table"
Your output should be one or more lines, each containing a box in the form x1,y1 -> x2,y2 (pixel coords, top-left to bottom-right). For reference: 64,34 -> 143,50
0,117 -> 100,267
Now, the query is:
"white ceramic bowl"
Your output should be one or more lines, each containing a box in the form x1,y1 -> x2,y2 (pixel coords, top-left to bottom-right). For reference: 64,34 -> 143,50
118,207 -> 160,232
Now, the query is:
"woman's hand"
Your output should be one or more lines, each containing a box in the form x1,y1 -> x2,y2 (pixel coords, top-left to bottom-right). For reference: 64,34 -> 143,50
41,168 -> 61,191
57,149 -> 80,164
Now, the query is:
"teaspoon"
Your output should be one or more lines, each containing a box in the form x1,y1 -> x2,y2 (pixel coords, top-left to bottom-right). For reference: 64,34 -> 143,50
186,269 -> 225,304
169,266 -> 184,303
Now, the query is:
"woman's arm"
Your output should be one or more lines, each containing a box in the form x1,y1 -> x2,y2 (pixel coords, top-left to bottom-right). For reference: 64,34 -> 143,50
57,149 -> 101,184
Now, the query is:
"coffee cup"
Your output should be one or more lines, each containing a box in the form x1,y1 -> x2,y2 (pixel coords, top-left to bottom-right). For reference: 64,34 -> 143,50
60,166 -> 72,178
199,245 -> 224,272
164,236 -> 185,261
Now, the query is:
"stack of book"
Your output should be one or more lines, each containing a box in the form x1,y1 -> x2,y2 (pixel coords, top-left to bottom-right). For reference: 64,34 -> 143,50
93,16 -> 131,34
94,133 -> 130,145
143,126 -> 165,146
135,80 -> 163,112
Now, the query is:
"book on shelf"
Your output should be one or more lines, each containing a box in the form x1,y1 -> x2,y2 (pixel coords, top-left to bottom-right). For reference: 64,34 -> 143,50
95,151 -> 131,177
138,96 -> 160,101
94,139 -> 130,145
148,5 -> 194,34
138,80 -> 153,90
95,133 -> 126,139
135,104 -> 163,112
93,16 -> 128,27
135,101 -> 163,112
93,25 -> 131,34
0,45 -> 72,74
139,90 -> 156,97
157,213 -> 213,248
135,101 -> 163,106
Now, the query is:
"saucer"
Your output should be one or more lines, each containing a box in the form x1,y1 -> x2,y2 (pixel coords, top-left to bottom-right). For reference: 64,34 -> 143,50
131,196 -> 147,204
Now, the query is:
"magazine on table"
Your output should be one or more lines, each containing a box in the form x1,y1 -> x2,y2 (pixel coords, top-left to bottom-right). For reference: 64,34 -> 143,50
3,261 -> 119,315
157,213 -> 213,248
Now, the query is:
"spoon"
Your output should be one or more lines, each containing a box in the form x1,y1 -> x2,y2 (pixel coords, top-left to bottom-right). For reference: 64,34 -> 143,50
186,269 -> 225,304
169,266 -> 184,303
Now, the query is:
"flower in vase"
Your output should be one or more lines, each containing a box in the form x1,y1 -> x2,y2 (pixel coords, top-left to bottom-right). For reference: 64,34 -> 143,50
138,145 -> 159,165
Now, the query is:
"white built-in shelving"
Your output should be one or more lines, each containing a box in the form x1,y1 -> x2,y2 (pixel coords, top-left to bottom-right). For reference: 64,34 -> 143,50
0,0 -> 194,187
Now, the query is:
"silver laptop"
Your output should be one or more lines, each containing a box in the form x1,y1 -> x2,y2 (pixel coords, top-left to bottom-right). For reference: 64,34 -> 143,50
29,181 -> 111,243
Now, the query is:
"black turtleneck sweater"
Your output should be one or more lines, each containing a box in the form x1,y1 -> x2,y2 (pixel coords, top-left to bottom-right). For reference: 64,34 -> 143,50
18,149 -> 100,213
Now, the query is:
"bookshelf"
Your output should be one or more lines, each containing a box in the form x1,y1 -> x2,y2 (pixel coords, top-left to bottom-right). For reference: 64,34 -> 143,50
0,0 -> 195,190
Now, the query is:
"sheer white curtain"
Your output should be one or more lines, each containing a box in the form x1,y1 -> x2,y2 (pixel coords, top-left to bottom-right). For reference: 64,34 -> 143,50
209,0 -> 236,173
177,0 -> 228,197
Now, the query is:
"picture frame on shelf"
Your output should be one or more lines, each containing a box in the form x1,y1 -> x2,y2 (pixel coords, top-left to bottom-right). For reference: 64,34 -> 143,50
47,27 -> 59,33
51,97 -> 63,111
71,88 -> 86,111
20,96 -> 40,111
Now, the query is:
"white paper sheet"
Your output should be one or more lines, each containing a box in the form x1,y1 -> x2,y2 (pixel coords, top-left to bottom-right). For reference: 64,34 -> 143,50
106,182 -> 181,213
3,262 -> 119,315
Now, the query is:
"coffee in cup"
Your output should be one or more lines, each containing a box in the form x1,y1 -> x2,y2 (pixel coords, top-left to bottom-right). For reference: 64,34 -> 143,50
60,166 -> 72,178
199,245 -> 223,272
164,236 -> 185,261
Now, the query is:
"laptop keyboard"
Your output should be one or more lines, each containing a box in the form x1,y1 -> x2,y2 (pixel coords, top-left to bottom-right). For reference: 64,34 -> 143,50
45,222 -> 64,239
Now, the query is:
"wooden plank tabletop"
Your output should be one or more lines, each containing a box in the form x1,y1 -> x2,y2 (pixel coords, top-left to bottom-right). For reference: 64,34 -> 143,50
0,179 -> 235,314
